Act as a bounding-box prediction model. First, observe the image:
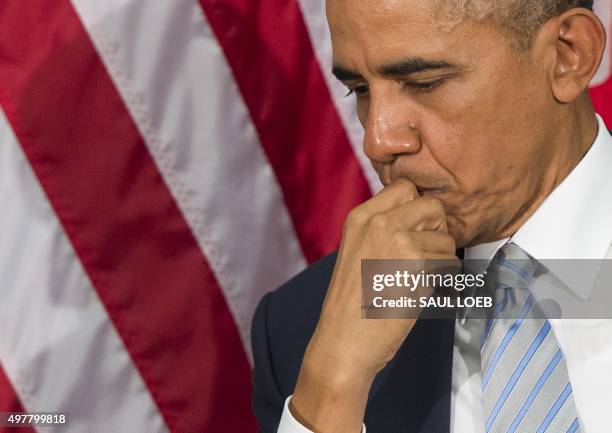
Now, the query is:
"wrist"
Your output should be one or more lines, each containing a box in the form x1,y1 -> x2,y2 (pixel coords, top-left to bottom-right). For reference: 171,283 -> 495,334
291,354 -> 374,433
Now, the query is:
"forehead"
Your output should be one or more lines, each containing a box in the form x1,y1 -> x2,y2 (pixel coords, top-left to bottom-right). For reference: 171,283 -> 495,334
326,0 -> 498,69
327,0 -> 437,32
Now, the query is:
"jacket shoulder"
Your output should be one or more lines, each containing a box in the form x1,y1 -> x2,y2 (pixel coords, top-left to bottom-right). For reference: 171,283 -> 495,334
250,252 -> 337,431
271,251 -> 337,315
264,252 -> 337,391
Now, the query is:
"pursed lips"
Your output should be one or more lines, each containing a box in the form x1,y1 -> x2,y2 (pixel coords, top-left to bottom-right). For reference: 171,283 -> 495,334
379,164 -> 442,190
377,164 -> 448,197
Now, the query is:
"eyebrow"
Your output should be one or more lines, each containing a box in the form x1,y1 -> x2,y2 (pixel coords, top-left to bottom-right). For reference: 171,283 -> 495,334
331,66 -> 364,81
378,57 -> 454,77
332,57 -> 455,81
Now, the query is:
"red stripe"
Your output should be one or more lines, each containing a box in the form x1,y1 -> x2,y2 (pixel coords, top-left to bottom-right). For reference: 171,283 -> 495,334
589,14 -> 612,127
0,363 -> 35,433
199,0 -> 372,262
0,3 -> 256,432
590,65 -> 612,128
591,80 -> 612,127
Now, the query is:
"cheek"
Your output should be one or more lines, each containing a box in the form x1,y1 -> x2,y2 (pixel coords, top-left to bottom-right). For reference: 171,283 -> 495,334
425,90 -> 539,194
421,123 -> 493,192
414,94 -> 503,189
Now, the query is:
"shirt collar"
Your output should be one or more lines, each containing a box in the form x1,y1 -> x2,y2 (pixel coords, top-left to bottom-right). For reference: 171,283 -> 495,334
466,114 -> 612,299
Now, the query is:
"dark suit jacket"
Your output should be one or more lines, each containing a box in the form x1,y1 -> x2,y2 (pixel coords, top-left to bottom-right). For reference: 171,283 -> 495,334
251,130 -> 612,432
251,252 -> 456,433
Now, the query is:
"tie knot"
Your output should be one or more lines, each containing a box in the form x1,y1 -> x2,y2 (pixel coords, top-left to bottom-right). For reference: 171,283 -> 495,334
488,242 -> 539,288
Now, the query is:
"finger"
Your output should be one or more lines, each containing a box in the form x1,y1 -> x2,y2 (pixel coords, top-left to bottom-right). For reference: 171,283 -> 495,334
347,179 -> 419,226
410,251 -> 462,282
410,231 -> 456,255
421,253 -> 462,273
368,196 -> 448,234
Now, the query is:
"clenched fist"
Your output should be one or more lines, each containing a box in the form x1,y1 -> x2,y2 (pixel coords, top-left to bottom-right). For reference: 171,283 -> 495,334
290,178 -> 458,433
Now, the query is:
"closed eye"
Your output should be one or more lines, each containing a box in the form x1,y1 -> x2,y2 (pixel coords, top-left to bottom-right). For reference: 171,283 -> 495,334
402,78 -> 449,93
345,83 -> 370,98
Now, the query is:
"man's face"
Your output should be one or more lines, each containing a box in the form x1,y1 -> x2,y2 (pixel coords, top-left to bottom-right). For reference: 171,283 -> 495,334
327,0 -> 562,248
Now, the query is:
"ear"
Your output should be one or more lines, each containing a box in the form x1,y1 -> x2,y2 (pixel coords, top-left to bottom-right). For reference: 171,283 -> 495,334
544,8 -> 606,103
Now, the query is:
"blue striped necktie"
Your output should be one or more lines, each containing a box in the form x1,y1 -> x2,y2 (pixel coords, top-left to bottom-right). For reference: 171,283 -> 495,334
480,242 -> 581,433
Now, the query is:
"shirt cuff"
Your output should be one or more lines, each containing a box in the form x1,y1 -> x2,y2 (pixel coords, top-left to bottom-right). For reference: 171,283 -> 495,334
277,396 -> 366,433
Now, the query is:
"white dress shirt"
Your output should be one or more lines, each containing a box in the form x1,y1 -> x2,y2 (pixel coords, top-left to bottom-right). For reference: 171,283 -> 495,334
278,114 -> 612,433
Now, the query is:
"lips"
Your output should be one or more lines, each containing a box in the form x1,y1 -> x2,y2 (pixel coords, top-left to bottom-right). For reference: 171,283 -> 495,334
377,164 -> 446,195
379,177 -> 444,196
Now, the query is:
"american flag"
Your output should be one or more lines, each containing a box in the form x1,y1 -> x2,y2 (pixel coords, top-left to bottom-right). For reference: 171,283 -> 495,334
0,1 -> 610,432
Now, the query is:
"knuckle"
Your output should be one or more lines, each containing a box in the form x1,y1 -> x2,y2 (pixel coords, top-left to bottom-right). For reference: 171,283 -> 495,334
401,182 -> 418,200
345,209 -> 365,228
409,249 -> 426,260
395,233 -> 417,251
422,197 -> 446,224
445,235 -> 457,251
423,196 -> 444,212
398,179 -> 418,195
369,214 -> 388,231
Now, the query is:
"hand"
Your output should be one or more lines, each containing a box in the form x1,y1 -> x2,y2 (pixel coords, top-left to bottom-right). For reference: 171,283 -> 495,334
290,178 -> 458,433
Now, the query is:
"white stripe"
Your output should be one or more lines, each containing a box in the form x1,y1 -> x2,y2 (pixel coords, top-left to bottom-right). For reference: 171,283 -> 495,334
0,109 -> 169,433
592,2 -> 611,87
297,0 -> 381,194
70,0 -> 308,362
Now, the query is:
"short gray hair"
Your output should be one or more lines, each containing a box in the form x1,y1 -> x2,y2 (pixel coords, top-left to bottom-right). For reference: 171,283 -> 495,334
439,0 -> 595,50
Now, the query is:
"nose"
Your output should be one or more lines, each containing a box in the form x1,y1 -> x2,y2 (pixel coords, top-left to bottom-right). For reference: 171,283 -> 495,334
363,96 -> 422,163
